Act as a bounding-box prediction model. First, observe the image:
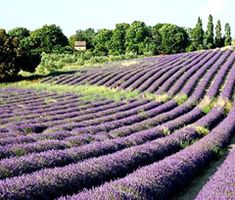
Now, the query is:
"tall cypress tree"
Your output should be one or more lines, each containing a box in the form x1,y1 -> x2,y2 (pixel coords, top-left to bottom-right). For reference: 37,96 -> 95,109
194,17 -> 204,49
187,17 -> 204,51
204,14 -> 214,49
224,23 -> 232,46
215,20 -> 223,47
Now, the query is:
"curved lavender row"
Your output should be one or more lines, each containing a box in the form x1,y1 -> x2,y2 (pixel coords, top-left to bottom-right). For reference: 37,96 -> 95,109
69,71 -> 110,85
0,100 -> 172,145
1,96 -> 92,126
0,106 -> 203,160
99,54 -> 231,141
155,51 -> 208,94
64,104 -> 235,200
0,88 -> 50,100
195,147 -> 235,200
65,53 -> 179,88
42,73 -> 72,84
1,48 -> 229,144
5,99 -> 129,134
67,59 -> 154,86
119,52 -> 191,90
168,50 -> 217,95
207,52 -> 235,97
0,107 -> 204,178
58,73 -> 89,85
27,100 -> 145,135
0,88 -> 63,105
55,74 -> 80,84
0,93 -> 67,120
93,65 -> 143,86
191,49 -> 233,99
221,62 -> 235,99
118,63 -> 159,90
69,100 -> 177,135
0,94 -> 198,146
0,91 -> 78,114
0,91 -> 58,110
180,50 -> 223,96
146,51 -> 206,93
0,98 -> 112,138
43,100 -> 155,133
104,55 -> 179,87
95,59 -> 159,87
2,98 -> 116,137
0,107 -> 224,200
83,61 -> 152,85
137,52 -> 199,92
105,65 -> 150,87
82,71 -> 116,85
111,53 -> 184,89
147,50 -> 212,94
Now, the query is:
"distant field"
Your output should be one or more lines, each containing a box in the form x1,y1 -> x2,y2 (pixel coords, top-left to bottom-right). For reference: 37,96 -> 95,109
0,48 -> 235,200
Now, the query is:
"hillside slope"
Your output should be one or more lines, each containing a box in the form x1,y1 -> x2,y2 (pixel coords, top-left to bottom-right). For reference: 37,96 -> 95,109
0,48 -> 235,200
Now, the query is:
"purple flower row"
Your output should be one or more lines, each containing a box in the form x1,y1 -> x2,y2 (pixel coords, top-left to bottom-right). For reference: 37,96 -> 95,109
195,147 -> 235,200
62,104 -> 235,200
0,107 -> 224,199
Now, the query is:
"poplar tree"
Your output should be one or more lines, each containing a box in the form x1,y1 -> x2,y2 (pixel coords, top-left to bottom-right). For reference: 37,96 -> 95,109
204,14 -> 214,49
224,23 -> 232,46
188,17 -> 204,51
215,20 -> 223,47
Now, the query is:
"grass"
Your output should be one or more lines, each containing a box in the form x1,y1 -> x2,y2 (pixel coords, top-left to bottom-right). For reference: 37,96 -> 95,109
174,94 -> 188,105
0,81 -> 233,111
0,81 -> 168,102
193,125 -> 209,136
198,96 -> 232,114
172,135 -> 235,200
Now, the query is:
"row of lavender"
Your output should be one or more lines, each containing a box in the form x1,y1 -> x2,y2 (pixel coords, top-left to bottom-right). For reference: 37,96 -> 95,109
0,49 -> 235,199
0,51 -> 231,160
42,49 -> 235,97
0,78 -> 232,199
0,47 -> 233,150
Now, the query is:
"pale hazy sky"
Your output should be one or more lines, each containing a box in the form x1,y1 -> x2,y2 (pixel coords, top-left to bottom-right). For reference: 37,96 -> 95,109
1,0 -> 234,37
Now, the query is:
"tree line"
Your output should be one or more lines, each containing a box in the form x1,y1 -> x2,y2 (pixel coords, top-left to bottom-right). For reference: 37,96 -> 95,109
0,25 -> 70,81
70,15 -> 232,56
0,15 -> 233,81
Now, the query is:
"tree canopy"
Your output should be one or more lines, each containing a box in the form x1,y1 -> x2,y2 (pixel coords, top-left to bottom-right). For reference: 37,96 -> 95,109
224,23 -> 232,46
21,24 -> 69,53
204,14 -> 214,49
0,29 -> 40,80
215,20 -> 223,48
159,24 -> 189,54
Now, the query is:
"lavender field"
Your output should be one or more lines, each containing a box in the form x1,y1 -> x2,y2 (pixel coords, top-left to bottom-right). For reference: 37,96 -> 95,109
0,48 -> 235,200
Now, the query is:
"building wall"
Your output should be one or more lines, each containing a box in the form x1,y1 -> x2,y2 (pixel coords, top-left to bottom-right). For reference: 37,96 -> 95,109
74,46 -> 86,51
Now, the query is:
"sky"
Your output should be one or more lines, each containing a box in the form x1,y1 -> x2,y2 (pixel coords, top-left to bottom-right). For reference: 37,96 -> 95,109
1,0 -> 234,38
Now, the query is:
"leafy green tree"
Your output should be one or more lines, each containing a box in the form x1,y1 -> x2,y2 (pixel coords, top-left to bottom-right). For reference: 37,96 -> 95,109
0,29 -> 40,80
224,23 -> 232,46
204,14 -> 214,49
0,29 -> 8,45
21,24 -> 68,53
0,29 -> 19,80
8,27 -> 30,40
215,20 -> 223,47
159,24 -> 189,54
188,17 -> 204,51
125,21 -> 150,54
93,29 -> 112,56
69,28 -> 96,49
109,23 -> 130,55
150,23 -> 164,54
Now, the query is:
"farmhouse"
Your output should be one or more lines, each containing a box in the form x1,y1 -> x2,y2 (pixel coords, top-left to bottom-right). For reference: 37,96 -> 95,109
74,41 -> 86,51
